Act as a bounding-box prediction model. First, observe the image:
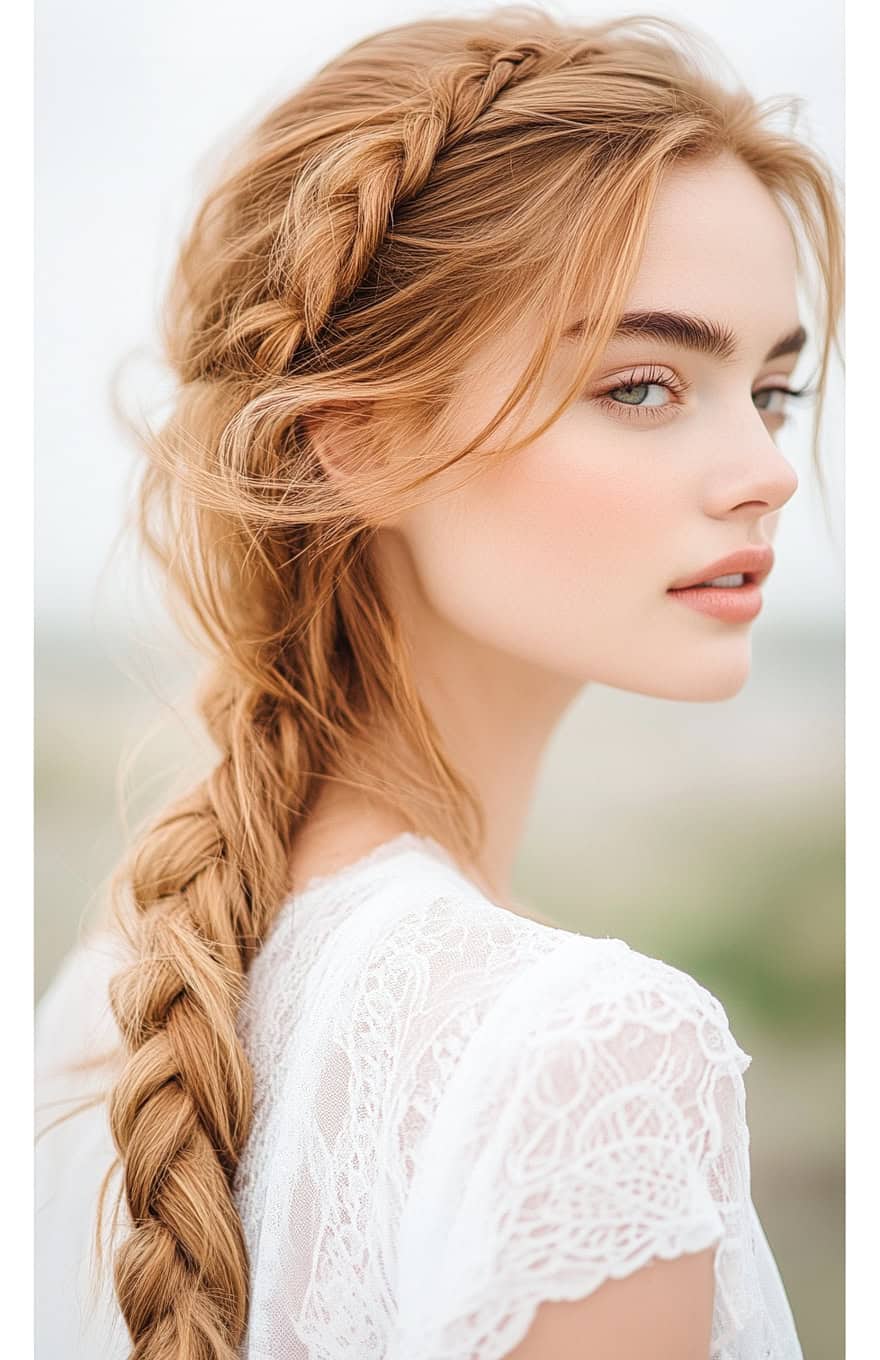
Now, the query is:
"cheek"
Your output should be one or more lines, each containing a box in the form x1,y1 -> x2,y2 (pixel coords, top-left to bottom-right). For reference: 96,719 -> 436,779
406,431 -> 664,660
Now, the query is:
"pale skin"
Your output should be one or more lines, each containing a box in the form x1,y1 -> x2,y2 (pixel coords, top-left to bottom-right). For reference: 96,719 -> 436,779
291,151 -> 804,1355
295,151 -> 801,904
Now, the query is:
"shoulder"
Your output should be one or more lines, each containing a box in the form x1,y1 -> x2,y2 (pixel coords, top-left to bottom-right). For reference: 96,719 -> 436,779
391,891 -> 754,1192
418,883 -> 752,1085
501,931 -> 754,1176
552,934 -> 753,1077
349,858 -> 753,1096
394,928 -> 754,1357
425,920 -> 753,1146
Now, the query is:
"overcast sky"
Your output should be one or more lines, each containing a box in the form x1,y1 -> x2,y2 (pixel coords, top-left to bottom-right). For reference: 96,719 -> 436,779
35,0 -> 844,635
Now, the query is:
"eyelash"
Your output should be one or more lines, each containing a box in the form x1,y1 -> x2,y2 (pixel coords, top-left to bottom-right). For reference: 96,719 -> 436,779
593,364 -> 817,426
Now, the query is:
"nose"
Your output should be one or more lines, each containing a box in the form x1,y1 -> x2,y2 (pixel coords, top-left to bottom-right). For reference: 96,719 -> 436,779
711,419 -> 800,520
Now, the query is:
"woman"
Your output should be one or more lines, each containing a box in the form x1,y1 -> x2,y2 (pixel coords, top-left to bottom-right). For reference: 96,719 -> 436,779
35,6 -> 843,1358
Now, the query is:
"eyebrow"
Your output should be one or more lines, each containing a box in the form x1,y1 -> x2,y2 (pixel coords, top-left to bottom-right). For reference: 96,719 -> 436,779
565,310 -> 808,364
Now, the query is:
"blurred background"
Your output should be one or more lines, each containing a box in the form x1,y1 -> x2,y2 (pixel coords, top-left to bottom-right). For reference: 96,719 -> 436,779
35,1 -> 843,1355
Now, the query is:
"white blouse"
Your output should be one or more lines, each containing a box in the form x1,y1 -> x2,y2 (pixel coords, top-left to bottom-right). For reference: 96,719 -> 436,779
35,831 -> 804,1359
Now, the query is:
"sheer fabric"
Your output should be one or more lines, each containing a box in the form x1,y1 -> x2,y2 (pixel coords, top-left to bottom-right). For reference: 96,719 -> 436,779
35,832 -> 803,1358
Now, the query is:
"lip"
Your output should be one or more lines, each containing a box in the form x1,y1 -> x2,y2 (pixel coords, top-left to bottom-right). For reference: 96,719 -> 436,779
667,581 -> 764,623
667,545 -> 775,592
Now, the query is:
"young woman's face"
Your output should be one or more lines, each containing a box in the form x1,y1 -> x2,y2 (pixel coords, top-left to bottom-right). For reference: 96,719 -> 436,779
380,151 -> 803,702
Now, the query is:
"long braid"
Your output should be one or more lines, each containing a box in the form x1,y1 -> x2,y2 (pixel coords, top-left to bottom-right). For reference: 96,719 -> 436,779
107,668 -> 305,1357
103,43 -> 578,1353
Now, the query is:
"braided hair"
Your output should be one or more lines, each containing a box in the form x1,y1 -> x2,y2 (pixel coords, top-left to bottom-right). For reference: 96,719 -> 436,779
40,7 -> 842,1357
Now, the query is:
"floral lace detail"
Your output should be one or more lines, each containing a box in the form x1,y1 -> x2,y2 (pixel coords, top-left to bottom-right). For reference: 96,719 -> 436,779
34,836 -> 804,1359
231,841 -> 803,1360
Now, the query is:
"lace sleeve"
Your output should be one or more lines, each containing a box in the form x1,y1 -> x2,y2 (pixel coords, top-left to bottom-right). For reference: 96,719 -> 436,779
393,937 -> 754,1360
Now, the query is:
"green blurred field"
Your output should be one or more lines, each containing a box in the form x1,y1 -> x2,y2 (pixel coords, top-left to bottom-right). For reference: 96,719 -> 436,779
35,621 -> 843,1359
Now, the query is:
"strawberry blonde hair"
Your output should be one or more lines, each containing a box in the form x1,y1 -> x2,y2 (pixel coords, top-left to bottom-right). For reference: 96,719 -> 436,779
38,6 -> 842,1356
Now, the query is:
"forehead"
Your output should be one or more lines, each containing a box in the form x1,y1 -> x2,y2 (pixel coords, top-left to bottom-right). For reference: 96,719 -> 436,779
624,151 -> 800,328
459,152 -> 803,392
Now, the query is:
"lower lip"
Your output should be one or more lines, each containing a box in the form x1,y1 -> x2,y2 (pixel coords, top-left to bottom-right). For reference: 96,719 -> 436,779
666,582 -> 763,622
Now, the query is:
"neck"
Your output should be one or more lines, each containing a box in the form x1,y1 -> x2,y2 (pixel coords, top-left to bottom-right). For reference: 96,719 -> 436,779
375,528 -> 583,904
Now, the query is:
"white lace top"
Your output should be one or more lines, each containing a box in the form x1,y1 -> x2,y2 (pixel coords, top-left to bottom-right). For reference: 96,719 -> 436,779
35,831 -> 804,1359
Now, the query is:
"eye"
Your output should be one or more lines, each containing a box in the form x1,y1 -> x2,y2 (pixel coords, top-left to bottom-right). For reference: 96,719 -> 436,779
592,365 -> 690,424
591,367 -> 818,430
752,382 -> 816,429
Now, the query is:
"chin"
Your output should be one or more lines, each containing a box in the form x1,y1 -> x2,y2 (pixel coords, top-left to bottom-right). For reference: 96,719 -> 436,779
592,641 -> 754,703
653,648 -> 753,703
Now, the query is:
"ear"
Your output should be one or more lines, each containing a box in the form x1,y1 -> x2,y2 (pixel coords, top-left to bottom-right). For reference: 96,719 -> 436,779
302,402 -> 408,530
302,404 -> 363,477
301,403 -> 375,508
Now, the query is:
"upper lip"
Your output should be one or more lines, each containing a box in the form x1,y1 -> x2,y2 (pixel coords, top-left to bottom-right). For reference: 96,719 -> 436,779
668,545 -> 775,590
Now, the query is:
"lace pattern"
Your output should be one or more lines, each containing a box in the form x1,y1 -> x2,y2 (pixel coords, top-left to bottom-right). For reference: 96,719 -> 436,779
35,833 -> 804,1359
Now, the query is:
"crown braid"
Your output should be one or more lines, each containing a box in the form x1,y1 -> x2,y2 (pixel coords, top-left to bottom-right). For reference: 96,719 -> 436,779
274,36 -> 605,358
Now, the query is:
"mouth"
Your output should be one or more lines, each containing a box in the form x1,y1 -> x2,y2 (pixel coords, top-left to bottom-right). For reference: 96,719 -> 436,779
666,571 -> 760,593
665,573 -> 765,622
667,546 -> 775,593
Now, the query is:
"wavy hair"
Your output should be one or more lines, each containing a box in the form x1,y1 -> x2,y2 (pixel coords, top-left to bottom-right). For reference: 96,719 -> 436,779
37,6 -> 843,1357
